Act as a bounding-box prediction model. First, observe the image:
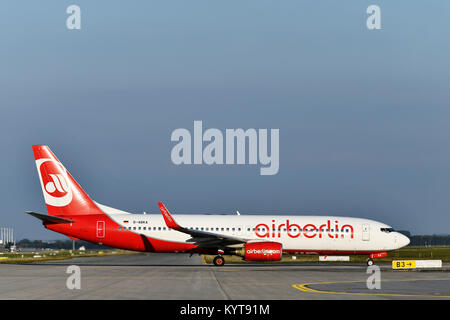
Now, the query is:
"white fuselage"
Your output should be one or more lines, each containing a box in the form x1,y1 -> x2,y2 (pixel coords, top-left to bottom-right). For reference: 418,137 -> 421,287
107,213 -> 410,253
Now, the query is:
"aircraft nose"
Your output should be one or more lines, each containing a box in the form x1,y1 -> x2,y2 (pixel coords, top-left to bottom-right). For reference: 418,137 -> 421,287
397,233 -> 410,248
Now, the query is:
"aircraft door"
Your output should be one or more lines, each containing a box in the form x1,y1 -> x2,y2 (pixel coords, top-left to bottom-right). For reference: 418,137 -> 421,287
97,221 -> 105,238
362,224 -> 370,241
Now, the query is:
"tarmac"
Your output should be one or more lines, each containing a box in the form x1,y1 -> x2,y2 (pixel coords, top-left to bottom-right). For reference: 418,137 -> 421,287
0,253 -> 449,300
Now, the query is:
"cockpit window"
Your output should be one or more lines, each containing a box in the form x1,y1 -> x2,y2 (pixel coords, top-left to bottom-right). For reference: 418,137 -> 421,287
380,227 -> 395,233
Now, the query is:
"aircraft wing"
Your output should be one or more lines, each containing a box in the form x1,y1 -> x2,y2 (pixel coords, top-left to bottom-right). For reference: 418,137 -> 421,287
158,202 -> 248,247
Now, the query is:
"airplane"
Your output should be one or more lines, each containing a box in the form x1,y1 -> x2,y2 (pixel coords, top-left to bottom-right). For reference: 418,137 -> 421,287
27,145 -> 410,266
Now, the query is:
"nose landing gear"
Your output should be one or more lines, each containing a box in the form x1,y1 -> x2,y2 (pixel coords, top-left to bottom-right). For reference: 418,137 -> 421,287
366,258 -> 374,266
366,252 -> 387,266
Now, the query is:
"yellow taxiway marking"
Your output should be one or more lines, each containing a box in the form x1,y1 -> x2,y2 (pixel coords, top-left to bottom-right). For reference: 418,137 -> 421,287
292,278 -> 450,298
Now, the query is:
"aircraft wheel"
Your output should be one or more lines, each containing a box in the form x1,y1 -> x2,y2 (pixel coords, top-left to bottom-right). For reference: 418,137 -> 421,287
366,258 -> 374,266
213,255 -> 225,266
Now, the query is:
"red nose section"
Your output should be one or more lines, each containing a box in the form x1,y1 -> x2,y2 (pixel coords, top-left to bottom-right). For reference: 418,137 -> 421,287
32,145 -> 104,217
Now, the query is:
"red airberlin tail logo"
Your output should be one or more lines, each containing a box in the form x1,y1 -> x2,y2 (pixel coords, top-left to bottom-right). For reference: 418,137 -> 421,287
36,158 -> 73,207
45,174 -> 69,195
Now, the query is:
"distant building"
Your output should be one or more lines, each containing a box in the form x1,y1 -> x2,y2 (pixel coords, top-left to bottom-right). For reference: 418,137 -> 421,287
0,228 -> 14,246
409,235 -> 450,246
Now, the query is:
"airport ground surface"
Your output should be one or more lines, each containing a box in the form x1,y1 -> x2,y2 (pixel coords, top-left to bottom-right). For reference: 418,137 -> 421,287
0,253 -> 449,300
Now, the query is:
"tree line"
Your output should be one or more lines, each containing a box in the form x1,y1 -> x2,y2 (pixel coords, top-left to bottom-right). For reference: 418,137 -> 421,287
14,239 -> 111,250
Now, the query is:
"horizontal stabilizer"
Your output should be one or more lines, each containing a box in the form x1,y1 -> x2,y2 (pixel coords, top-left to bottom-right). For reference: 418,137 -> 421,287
25,211 -> 73,224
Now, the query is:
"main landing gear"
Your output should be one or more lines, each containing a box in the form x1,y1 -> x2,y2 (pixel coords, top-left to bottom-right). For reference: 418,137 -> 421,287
213,255 -> 225,266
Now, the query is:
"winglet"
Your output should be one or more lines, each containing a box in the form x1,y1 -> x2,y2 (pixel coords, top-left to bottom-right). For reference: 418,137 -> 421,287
158,202 -> 181,230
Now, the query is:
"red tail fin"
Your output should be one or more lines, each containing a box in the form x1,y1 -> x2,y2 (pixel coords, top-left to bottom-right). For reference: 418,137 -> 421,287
32,145 -> 103,217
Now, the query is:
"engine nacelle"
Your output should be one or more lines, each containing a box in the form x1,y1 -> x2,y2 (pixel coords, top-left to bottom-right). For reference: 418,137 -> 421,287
235,242 -> 282,261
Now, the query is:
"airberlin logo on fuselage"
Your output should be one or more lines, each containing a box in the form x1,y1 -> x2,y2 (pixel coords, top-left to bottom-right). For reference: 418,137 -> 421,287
36,158 -> 73,207
254,220 -> 354,239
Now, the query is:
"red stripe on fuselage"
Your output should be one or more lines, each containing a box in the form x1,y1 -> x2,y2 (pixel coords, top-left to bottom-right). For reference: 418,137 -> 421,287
45,214 -> 200,253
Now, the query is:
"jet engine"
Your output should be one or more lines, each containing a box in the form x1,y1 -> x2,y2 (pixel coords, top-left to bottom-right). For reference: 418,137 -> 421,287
234,242 -> 282,261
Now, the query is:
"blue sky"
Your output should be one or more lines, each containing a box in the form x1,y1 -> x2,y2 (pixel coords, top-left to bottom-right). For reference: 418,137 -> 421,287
1,1 -> 450,239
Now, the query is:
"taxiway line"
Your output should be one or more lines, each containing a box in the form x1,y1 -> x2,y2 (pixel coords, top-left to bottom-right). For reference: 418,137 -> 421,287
292,278 -> 450,298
